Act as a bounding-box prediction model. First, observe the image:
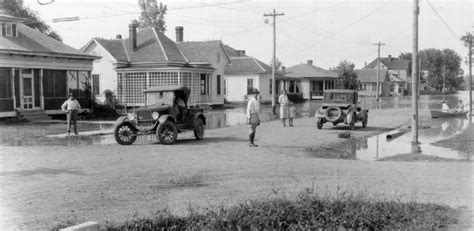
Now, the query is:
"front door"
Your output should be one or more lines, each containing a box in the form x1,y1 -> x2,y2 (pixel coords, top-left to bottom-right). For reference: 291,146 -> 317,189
21,70 -> 34,110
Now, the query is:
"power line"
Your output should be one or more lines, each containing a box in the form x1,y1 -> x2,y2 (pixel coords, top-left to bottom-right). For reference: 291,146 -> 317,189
425,0 -> 459,39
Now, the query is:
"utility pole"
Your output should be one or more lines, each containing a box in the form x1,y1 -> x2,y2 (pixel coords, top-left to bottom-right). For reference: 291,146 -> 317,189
264,9 -> 284,114
411,0 -> 420,152
468,33 -> 472,122
373,42 -> 385,100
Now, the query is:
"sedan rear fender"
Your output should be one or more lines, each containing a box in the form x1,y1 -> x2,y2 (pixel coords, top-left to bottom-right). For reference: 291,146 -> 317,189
193,113 -> 206,125
114,116 -> 138,130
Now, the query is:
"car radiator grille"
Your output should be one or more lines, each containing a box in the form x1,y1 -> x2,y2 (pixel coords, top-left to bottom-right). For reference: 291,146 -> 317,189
137,110 -> 152,121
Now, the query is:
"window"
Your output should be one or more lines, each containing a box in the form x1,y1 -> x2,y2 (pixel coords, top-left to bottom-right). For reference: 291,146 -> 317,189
200,74 -> 207,95
216,75 -> 221,95
1,23 -> 16,37
223,78 -> 227,96
247,78 -> 253,94
269,79 -> 272,94
43,70 -> 67,98
0,68 -> 12,99
92,74 -> 100,95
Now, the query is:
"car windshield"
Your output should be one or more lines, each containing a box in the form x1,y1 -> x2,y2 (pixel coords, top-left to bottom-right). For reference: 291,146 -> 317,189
146,91 -> 174,106
325,93 -> 353,103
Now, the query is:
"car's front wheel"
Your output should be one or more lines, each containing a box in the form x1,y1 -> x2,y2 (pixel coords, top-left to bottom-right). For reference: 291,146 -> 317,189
317,118 -> 323,129
194,118 -> 205,140
156,120 -> 178,145
114,123 -> 137,145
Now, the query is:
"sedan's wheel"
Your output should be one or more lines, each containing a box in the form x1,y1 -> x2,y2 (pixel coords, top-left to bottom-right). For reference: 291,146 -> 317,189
317,118 -> 323,129
194,119 -> 205,140
156,120 -> 178,145
114,123 -> 137,145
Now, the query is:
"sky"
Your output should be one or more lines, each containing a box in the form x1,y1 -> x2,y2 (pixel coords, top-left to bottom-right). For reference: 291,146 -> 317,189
23,0 -> 473,70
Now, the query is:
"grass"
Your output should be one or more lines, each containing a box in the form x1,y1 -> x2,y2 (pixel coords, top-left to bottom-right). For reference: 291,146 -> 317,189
96,190 -> 457,230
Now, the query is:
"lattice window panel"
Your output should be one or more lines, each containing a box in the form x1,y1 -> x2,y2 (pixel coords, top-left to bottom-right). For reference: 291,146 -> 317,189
149,72 -> 179,87
117,72 -> 146,106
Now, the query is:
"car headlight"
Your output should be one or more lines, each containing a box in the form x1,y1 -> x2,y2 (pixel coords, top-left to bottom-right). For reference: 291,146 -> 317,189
127,113 -> 136,121
152,111 -> 159,120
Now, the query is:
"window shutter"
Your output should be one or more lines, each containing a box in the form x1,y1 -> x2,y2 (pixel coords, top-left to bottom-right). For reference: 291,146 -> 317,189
1,23 -> 5,36
12,24 -> 16,37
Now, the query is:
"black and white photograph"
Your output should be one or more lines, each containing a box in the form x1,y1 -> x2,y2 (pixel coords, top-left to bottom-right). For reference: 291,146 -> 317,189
0,0 -> 472,230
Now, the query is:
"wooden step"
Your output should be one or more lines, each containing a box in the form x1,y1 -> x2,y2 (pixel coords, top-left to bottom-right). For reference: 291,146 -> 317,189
18,110 -> 51,121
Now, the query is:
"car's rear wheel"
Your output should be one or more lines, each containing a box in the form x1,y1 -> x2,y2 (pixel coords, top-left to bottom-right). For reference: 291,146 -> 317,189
194,118 -> 205,140
114,123 -> 137,145
156,120 -> 178,145
317,118 -> 323,129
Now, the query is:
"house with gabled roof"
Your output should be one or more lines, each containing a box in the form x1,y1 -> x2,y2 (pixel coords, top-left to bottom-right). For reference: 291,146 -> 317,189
223,45 -> 290,102
81,25 -> 227,107
0,9 -> 97,119
363,55 -> 411,96
285,60 -> 338,100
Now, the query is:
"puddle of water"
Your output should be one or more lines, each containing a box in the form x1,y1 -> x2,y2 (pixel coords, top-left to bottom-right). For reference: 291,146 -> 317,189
352,117 -> 471,161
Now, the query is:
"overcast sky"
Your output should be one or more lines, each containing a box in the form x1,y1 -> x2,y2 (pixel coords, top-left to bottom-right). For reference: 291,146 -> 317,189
24,0 -> 473,70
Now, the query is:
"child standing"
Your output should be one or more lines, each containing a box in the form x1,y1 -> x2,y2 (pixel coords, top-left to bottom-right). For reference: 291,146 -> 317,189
288,100 -> 297,127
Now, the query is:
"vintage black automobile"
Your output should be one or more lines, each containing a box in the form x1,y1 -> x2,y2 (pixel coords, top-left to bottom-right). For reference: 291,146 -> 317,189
113,85 -> 206,145
315,89 -> 368,130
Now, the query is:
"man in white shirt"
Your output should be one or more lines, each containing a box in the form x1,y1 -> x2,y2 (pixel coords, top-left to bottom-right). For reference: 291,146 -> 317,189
61,93 -> 82,135
246,88 -> 261,147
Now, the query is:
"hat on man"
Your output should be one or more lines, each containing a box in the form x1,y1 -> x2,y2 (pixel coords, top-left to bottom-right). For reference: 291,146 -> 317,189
68,92 -> 75,97
251,88 -> 260,95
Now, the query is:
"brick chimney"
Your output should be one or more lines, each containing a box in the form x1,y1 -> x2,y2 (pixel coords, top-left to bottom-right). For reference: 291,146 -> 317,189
281,66 -> 286,74
175,26 -> 183,42
128,23 -> 137,52
116,34 -> 122,39
388,55 -> 392,62
237,50 -> 246,56
307,60 -> 313,65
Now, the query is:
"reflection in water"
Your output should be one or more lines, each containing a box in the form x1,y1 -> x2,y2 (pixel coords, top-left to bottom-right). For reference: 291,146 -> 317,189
355,117 -> 472,161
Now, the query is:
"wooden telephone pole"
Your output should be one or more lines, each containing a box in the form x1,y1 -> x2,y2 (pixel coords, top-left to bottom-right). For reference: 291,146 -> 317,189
264,9 -> 284,114
373,42 -> 385,100
468,33 -> 472,122
411,0 -> 420,152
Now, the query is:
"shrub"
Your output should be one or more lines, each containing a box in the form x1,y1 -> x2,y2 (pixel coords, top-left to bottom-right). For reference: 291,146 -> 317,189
104,191 -> 457,230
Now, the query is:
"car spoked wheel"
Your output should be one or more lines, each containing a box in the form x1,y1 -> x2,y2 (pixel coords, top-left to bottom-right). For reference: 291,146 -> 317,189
194,119 -> 205,140
114,123 -> 137,145
157,120 -> 178,145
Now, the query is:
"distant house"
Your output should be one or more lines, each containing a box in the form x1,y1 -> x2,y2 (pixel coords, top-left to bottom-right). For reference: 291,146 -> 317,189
0,10 -> 97,119
81,25 -> 224,107
285,60 -> 338,100
363,55 -> 411,94
223,46 -> 289,102
354,69 -> 391,96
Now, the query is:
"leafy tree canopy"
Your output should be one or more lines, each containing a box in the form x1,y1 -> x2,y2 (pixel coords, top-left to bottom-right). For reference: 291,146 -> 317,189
334,60 -> 360,90
134,0 -> 167,32
3,0 -> 62,41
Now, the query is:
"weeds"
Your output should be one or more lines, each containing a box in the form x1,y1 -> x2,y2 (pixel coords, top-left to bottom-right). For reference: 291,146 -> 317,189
103,190 -> 457,230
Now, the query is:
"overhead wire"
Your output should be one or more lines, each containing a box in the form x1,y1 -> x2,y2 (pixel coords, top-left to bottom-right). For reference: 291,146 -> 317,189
425,0 -> 460,40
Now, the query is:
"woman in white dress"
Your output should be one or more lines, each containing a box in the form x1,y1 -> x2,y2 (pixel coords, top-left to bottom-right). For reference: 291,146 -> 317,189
278,90 -> 289,127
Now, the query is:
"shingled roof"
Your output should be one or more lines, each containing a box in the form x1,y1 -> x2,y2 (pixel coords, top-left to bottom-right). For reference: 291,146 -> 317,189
285,63 -> 338,79
354,69 -> 389,83
177,40 -> 230,63
225,56 -> 276,75
0,24 -> 96,59
364,57 -> 410,70
84,27 -> 187,64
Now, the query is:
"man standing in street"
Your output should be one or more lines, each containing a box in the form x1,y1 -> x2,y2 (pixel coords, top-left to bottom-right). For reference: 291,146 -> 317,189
61,93 -> 81,135
246,88 -> 261,147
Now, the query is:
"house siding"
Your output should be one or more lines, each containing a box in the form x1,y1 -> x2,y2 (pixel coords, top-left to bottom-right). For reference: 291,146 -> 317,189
225,74 -> 259,102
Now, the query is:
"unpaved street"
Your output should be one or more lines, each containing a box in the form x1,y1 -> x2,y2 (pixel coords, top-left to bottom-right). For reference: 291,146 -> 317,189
0,108 -> 473,230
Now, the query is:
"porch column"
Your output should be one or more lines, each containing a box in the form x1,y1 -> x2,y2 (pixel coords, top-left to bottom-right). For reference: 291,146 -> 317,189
40,69 -> 44,109
177,71 -> 181,85
146,72 -> 150,88
11,67 -> 15,109
323,80 -> 326,91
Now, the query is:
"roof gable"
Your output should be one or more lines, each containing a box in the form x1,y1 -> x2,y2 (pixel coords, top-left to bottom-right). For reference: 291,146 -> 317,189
354,69 -> 389,82
364,57 -> 410,70
225,56 -> 276,75
177,41 -> 231,64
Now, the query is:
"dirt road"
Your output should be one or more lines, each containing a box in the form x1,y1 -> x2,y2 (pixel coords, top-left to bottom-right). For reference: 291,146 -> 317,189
0,108 -> 472,230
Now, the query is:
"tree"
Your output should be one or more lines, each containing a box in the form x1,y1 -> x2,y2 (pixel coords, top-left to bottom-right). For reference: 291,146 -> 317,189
135,0 -> 167,32
399,52 -> 412,60
420,48 -> 463,92
460,33 -> 472,48
334,60 -> 360,90
3,0 -> 62,41
269,58 -> 282,71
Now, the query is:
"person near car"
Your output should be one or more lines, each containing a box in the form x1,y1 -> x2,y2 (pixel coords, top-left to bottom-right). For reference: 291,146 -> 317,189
246,88 -> 261,147
278,90 -> 289,127
288,100 -> 296,127
61,93 -> 81,135
174,97 -> 186,121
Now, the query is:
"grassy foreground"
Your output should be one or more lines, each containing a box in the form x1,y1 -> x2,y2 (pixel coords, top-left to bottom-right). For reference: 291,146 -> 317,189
56,191 -> 458,230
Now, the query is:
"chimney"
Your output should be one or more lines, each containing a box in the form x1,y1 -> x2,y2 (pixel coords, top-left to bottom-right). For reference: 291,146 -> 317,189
237,50 -> 246,56
388,55 -> 392,62
281,66 -> 286,74
364,61 -> 367,67
128,23 -> 137,52
307,60 -> 313,65
175,26 -> 183,42
116,34 -> 122,39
